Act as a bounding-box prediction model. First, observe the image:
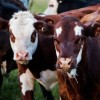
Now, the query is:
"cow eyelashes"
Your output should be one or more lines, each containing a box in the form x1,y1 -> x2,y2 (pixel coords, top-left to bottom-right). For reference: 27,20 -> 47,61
31,31 -> 36,43
10,32 -> 15,43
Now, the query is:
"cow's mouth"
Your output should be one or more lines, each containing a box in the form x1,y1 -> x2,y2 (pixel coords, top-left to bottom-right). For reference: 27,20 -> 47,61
17,60 -> 29,65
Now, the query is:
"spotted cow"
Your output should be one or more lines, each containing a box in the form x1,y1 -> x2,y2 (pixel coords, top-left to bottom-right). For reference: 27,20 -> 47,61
53,16 -> 100,100
8,11 -> 58,100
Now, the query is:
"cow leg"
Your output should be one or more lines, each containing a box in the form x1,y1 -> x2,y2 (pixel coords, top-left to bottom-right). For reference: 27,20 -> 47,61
17,63 -> 35,100
39,83 -> 54,100
0,65 -> 3,88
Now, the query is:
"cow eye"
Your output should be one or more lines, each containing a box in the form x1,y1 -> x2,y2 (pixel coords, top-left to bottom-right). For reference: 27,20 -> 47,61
75,36 -> 84,45
31,31 -> 36,43
10,32 -> 15,43
49,5 -> 54,7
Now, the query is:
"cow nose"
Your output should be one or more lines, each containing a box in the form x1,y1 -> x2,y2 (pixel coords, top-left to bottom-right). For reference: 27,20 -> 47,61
16,51 -> 28,60
56,58 -> 72,70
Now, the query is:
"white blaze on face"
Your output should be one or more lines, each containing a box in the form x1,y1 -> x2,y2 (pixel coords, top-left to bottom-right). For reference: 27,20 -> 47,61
9,11 -> 38,61
19,69 -> 34,95
44,0 -> 58,15
55,49 -> 60,58
55,27 -> 62,37
74,24 -> 83,36
76,44 -> 84,65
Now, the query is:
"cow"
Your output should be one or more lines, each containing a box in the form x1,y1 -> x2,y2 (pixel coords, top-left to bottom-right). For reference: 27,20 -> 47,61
0,0 -> 27,20
43,0 -> 100,15
0,28 -> 17,88
0,0 -> 27,84
81,7 -> 100,24
53,16 -> 100,100
57,0 -> 100,14
2,11 -> 58,100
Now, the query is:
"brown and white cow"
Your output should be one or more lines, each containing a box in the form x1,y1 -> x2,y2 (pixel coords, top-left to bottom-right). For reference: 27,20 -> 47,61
8,11 -> 58,100
53,16 -> 100,100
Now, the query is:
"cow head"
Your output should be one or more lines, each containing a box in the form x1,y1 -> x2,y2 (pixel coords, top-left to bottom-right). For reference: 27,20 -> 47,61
9,11 -> 38,64
54,16 -> 100,76
44,0 -> 58,15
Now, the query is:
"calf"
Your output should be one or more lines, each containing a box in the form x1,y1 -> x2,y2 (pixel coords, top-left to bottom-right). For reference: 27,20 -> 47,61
54,16 -> 100,100
8,11 -> 57,100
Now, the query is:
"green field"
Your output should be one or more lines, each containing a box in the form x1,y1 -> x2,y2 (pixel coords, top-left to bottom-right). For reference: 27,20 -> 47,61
0,70 -> 59,100
0,0 -> 59,100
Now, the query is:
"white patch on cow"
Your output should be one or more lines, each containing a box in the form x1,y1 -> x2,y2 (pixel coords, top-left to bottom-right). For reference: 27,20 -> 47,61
55,49 -> 60,58
19,69 -> 34,95
9,11 -> 38,62
1,61 -> 7,75
44,0 -> 58,15
74,25 -> 83,36
37,69 -> 58,90
56,27 -> 62,37
76,44 -> 84,65
67,68 -> 78,83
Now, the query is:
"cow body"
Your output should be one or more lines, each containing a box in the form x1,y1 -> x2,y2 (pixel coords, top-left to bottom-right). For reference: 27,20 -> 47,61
54,16 -> 100,100
9,11 -> 57,100
0,0 -> 27,20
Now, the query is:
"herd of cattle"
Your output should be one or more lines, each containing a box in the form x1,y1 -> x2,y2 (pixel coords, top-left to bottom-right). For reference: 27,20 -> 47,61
0,0 -> 100,100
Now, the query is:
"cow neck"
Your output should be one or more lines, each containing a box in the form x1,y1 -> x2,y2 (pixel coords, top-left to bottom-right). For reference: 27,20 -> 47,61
29,33 -> 57,75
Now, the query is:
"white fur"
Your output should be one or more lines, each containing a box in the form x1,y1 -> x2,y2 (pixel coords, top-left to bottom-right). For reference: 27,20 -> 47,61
44,0 -> 58,15
56,27 -> 62,37
67,69 -> 78,83
55,49 -> 60,58
74,25 -> 83,36
19,69 -> 34,95
76,44 -> 84,64
9,11 -> 38,63
37,69 -> 58,90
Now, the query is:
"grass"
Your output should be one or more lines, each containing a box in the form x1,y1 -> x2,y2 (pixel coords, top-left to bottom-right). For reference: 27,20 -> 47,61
0,70 -> 59,100
30,0 -> 48,14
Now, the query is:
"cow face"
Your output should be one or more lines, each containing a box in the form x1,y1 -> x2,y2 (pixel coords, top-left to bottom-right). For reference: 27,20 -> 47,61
54,17 -> 85,72
9,11 -> 38,64
44,0 -> 58,15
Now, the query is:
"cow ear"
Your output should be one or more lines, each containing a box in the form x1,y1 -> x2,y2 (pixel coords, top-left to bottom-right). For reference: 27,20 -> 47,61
0,18 -> 9,30
83,21 -> 100,37
33,21 -> 45,33
44,18 -> 55,25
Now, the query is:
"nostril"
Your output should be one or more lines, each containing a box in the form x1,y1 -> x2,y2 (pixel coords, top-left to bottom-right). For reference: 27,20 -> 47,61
68,60 -> 72,65
24,52 -> 28,58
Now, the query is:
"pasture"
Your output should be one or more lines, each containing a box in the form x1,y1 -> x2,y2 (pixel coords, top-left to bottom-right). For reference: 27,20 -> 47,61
0,0 -> 59,100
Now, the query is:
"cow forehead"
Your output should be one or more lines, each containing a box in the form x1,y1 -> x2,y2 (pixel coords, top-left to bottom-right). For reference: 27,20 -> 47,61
74,24 -> 83,36
9,11 -> 37,38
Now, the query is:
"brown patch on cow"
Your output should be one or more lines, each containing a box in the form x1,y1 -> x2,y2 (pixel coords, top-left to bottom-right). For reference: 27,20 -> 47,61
9,29 -> 15,43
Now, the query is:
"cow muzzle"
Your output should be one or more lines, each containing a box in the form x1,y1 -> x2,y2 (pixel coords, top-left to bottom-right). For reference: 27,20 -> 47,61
15,51 -> 29,64
56,58 -> 72,71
